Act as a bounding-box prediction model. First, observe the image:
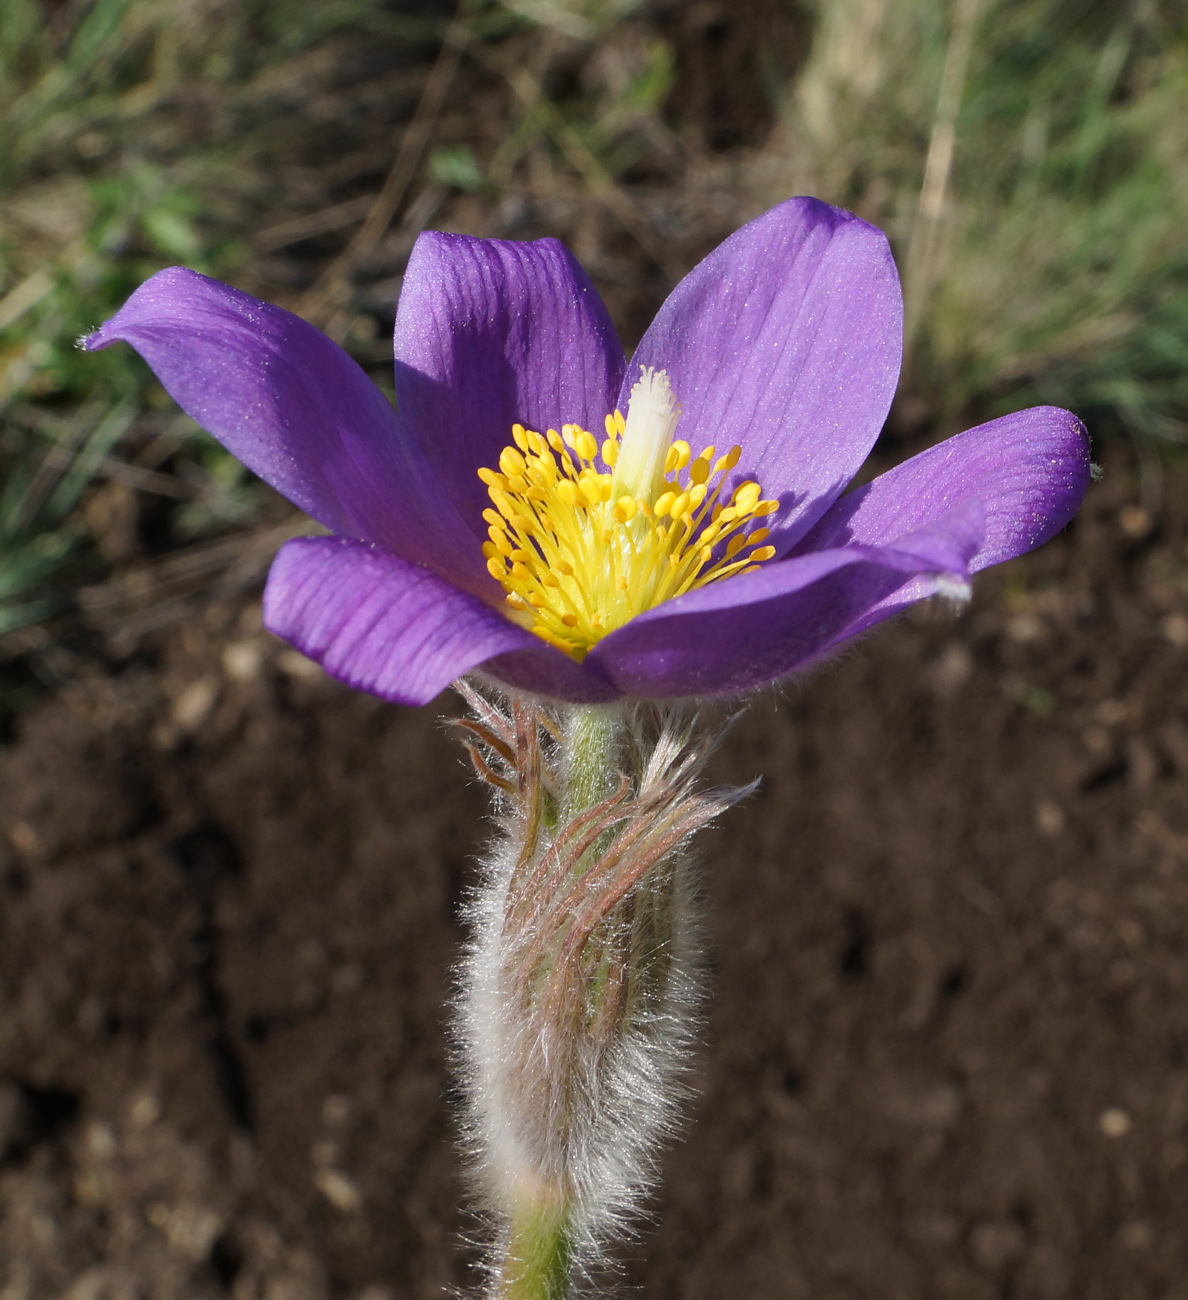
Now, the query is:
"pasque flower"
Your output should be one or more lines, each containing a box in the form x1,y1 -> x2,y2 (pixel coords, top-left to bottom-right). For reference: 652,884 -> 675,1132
87,197 -> 1093,1298
86,197 -> 1089,704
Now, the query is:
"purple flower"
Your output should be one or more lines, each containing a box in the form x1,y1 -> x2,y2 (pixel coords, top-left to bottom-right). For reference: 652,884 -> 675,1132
85,198 -> 1089,705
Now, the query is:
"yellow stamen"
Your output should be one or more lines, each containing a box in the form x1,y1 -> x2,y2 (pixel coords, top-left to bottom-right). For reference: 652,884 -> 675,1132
475,366 -> 779,660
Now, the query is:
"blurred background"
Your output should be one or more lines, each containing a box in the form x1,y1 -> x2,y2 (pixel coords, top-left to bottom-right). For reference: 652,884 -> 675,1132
2,1 -> 1187,1297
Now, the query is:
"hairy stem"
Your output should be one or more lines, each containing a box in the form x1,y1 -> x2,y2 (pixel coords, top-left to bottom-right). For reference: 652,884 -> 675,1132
563,702 -> 624,821
453,687 -> 749,1299
493,703 -> 620,1300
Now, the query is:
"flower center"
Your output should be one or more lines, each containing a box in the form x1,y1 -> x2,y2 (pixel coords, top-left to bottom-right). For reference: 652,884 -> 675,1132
477,367 -> 778,660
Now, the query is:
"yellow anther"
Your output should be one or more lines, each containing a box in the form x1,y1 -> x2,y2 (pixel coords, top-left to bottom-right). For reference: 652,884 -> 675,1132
614,409 -> 626,435
714,446 -> 742,474
483,508 -> 504,528
617,575 -> 628,591
500,447 -> 527,477
732,481 -> 761,512
754,499 -> 779,516
482,541 -> 498,560
526,429 -> 546,454
746,528 -> 770,545
547,428 -> 564,451
575,429 -> 599,461
477,467 -> 504,489
507,474 -> 529,493
555,480 -> 578,506
613,495 -> 639,524
541,572 -> 559,588
556,559 -> 574,576
688,483 -> 707,509
670,492 -> 690,520
689,457 -> 711,485
601,439 -> 619,467
653,490 -> 676,518
487,557 -> 506,580
750,545 -> 776,562
604,413 -> 617,438
561,612 -> 579,627
512,424 -> 528,451
726,535 -> 747,558
665,440 -> 691,473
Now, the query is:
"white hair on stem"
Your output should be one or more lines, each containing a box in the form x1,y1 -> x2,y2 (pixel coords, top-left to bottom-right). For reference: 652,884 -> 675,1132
449,685 -> 753,1295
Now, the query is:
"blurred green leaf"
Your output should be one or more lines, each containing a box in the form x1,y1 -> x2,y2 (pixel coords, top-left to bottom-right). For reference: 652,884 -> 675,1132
429,144 -> 486,192
623,39 -> 674,114
140,208 -> 203,262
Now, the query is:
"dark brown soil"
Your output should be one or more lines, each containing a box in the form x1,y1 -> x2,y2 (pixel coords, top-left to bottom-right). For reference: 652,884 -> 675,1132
3,442 -> 1188,1300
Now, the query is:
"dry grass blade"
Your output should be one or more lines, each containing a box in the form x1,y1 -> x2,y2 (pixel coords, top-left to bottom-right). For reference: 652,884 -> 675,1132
252,195 -> 376,254
0,269 -> 54,333
903,0 -> 986,351
466,38 -> 686,284
12,401 -> 104,533
76,518 -> 320,625
297,12 -> 469,333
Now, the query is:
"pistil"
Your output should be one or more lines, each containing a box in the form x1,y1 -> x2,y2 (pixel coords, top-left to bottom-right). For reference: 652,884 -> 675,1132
611,366 -> 683,504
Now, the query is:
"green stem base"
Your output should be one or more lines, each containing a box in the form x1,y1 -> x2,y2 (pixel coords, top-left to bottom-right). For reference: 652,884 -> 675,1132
499,1188 -> 573,1300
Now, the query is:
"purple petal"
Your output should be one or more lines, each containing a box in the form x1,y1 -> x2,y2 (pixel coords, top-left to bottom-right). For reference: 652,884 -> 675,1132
625,197 -> 903,553
589,511 -> 980,699
794,405 -> 1090,641
394,233 -> 626,533
265,537 -> 622,706
798,405 -> 1089,564
85,268 -> 487,591
481,646 -> 622,705
264,537 -> 542,706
